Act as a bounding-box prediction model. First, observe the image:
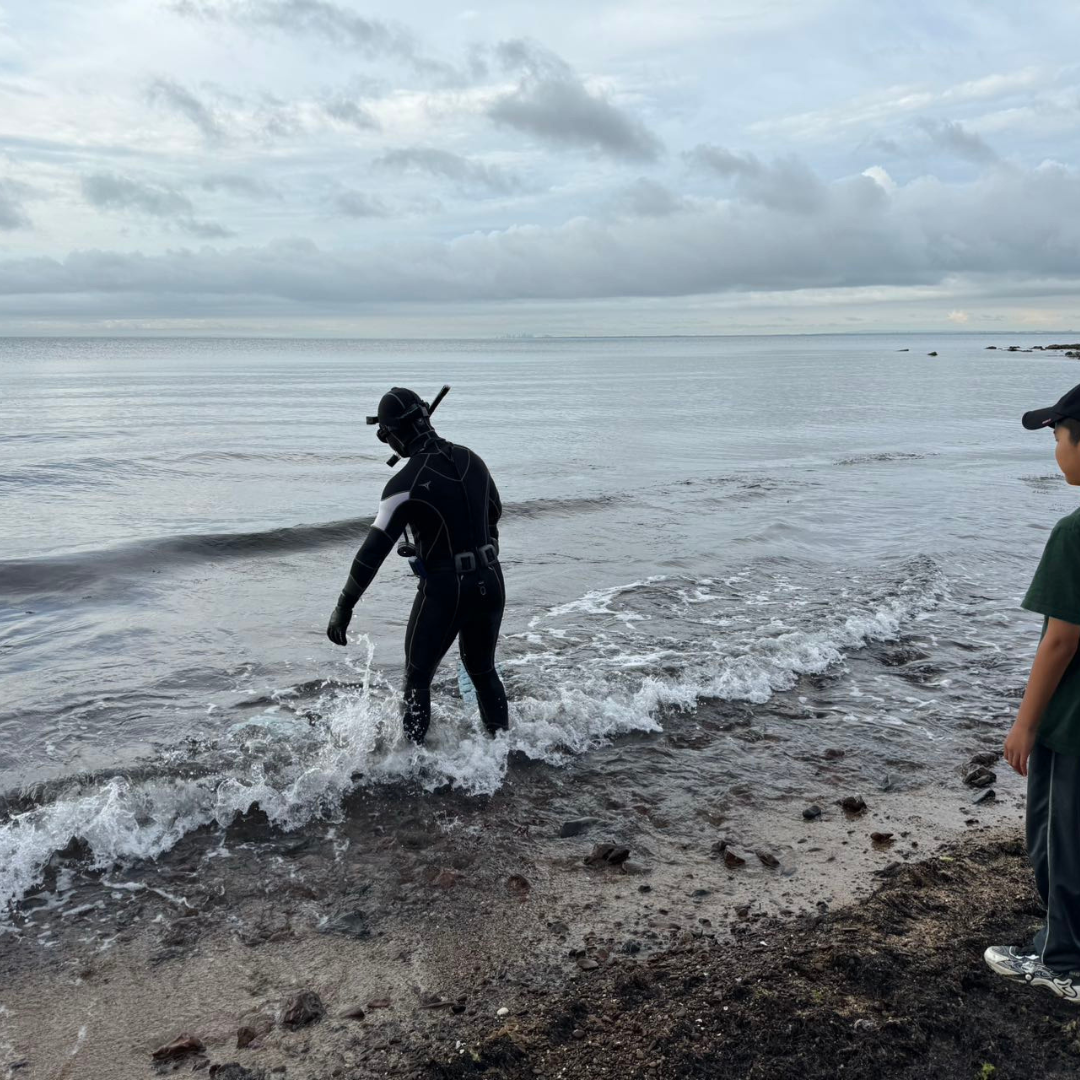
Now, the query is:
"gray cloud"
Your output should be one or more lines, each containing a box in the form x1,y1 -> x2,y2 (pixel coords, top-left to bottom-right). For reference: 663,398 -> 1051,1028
171,0 -> 458,81
613,178 -> 687,217
147,78 -> 226,143
0,179 -> 33,231
332,190 -> 389,218
83,173 -> 194,217
683,144 -> 827,213
373,148 -> 520,195
488,39 -> 662,162
200,173 -> 281,200
323,97 -> 380,132
10,161 -> 1079,309
915,118 -> 999,164
82,173 -> 235,237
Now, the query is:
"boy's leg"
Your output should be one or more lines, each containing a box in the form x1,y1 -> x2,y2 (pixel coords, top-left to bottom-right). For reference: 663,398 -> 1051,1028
1027,741 -> 1052,955
1038,746 -> 1080,974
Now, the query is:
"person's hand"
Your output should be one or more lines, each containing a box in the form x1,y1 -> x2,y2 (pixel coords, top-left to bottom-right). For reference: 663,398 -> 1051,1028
327,605 -> 352,646
1004,720 -> 1038,777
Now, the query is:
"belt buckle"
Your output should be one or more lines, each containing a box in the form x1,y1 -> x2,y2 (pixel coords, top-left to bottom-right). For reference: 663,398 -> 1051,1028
454,551 -> 477,573
478,544 -> 497,567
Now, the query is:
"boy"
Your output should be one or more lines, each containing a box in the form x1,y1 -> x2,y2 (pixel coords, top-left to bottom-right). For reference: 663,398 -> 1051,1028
984,383 -> 1080,1003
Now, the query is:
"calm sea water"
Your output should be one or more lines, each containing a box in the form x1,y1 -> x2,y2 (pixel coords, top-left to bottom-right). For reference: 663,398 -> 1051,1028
2,332 -> 1078,910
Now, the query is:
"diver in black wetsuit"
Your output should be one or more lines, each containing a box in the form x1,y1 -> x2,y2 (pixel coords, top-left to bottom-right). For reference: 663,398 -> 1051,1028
326,387 -> 509,745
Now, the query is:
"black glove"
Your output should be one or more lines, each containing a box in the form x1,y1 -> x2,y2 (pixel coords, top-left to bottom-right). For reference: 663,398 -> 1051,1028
327,605 -> 352,646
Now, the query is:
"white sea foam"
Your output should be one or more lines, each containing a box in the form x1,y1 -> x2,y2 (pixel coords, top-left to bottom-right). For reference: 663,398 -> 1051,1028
0,562 -> 946,915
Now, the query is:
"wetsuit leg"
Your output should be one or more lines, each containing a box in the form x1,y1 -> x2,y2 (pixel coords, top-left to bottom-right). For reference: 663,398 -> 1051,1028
458,564 -> 508,736
402,574 -> 462,744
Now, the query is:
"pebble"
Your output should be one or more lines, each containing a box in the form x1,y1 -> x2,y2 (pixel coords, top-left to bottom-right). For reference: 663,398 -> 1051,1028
559,818 -> 600,838
803,804 -> 822,820
497,1007 -> 510,1017
973,788 -> 996,805
281,990 -> 325,1029
724,850 -> 746,869
151,1035 -> 205,1061
963,765 -> 996,789
840,795 -> 867,815
756,850 -> 780,868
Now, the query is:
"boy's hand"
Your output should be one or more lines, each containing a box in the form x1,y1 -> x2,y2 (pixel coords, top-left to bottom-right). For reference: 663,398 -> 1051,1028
1004,720 -> 1037,777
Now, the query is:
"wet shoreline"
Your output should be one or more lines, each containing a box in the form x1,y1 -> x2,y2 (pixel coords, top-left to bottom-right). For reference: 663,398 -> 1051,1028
0,755 -> 1028,1079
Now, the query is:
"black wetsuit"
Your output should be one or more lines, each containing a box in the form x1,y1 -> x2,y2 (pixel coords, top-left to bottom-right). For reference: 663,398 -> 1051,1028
337,435 -> 508,743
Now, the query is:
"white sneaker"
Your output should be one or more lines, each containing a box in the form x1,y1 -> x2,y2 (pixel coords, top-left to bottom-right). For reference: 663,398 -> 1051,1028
983,944 -> 1040,979
984,945 -> 1080,1003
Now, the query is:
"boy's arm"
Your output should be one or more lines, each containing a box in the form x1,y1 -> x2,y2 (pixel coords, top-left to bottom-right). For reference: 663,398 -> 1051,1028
1004,617 -> 1080,776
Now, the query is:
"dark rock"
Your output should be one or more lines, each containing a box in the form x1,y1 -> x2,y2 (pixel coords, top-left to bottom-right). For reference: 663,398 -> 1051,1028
622,939 -> 642,954
756,850 -> 780,868
803,804 -> 822,820
871,832 -> 895,846
281,990 -> 325,1028
928,351 -> 938,357
431,868 -> 462,888
724,850 -> 746,869
823,748 -> 845,760
1007,345 -> 1021,352
973,788 -> 997,805
210,1066 -> 267,1080
319,910 -> 371,939
584,843 -> 630,867
986,345 -> 997,349
341,1005 -> 366,1020
577,958 -> 600,971
840,795 -> 867,815
897,348 -> 909,352
1047,344 -> 1080,350
507,874 -> 530,893
236,1012 -> 273,1049
638,885 -> 651,894
734,903 -> 750,919
968,751 -> 999,767
559,818 -> 600,838
964,765 -> 996,789
152,1035 -> 205,1060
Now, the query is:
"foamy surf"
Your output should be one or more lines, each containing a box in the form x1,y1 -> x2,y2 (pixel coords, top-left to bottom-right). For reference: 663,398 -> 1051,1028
0,558 -> 947,916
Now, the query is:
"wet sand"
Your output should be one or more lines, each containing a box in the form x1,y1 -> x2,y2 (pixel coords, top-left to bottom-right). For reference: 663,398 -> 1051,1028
0,771 -> 1039,1080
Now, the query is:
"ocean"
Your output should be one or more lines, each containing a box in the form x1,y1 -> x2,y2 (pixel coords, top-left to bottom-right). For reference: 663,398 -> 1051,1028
1,332 -> 1076,916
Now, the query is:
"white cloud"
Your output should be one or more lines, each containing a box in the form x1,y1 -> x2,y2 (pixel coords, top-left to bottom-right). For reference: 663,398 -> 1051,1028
3,160 -> 1076,311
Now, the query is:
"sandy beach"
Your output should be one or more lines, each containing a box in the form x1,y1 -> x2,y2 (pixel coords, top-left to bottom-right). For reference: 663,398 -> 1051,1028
2,760 -> 1051,1080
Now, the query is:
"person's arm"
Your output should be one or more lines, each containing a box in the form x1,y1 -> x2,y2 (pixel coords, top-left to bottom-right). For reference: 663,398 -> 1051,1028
1004,617 -> 1080,776
327,488 -> 410,646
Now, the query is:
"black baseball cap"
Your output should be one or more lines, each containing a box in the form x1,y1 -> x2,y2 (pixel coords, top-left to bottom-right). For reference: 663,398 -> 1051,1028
1023,383 -> 1080,430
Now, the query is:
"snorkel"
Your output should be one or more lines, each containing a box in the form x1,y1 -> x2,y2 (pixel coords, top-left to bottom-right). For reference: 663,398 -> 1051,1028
366,384 -> 450,468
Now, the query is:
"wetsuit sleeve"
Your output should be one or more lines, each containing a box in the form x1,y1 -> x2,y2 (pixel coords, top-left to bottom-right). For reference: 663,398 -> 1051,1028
487,472 -> 502,550
337,485 -> 411,610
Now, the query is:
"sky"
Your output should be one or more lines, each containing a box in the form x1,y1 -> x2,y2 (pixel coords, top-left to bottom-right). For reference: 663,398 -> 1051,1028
0,0 -> 1078,336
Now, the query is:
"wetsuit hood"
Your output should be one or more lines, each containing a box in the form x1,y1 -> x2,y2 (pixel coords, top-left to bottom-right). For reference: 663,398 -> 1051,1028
373,387 -> 435,457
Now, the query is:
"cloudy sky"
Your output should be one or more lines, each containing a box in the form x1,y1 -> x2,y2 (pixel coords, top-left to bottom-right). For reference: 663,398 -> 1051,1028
0,0 -> 1078,335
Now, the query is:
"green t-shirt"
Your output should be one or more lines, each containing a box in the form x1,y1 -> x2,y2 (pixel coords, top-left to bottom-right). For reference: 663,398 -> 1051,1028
1023,507 -> 1080,757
